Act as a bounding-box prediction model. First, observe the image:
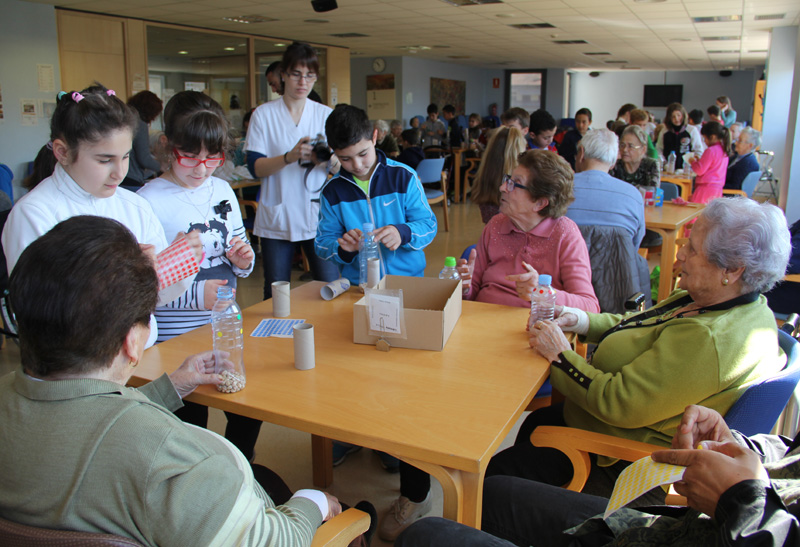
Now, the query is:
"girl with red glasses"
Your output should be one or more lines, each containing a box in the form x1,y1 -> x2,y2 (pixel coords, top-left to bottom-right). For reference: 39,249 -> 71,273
137,91 -> 260,460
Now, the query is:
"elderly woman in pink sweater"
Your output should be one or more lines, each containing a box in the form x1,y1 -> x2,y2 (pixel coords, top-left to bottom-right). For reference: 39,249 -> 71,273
688,121 -> 731,204
460,149 -> 599,313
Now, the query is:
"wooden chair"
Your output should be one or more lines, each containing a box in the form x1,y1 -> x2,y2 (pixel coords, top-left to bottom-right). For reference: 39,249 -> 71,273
416,158 -> 450,232
462,157 -> 480,201
0,508 -> 370,547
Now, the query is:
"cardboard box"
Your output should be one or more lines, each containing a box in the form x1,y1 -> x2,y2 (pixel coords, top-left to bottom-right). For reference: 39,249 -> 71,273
353,275 -> 462,351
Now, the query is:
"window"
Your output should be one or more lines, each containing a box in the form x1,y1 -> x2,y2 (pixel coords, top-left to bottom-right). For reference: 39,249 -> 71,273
505,70 -> 546,113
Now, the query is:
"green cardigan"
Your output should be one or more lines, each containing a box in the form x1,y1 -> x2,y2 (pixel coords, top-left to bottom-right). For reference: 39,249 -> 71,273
0,372 -> 323,547
552,290 -> 785,450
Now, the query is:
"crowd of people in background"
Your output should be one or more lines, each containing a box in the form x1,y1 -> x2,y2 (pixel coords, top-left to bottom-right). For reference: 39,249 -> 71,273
3,37 -> 798,547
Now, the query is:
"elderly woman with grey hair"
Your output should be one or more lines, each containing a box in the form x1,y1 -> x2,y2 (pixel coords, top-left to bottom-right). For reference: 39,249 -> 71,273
375,119 -> 400,158
487,197 -> 791,497
725,126 -> 761,191
608,125 -> 660,188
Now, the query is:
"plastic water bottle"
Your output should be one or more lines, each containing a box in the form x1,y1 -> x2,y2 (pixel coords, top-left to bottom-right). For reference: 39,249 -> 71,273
211,286 -> 245,393
439,256 -> 460,282
666,151 -> 676,174
528,274 -> 557,330
359,222 -> 380,290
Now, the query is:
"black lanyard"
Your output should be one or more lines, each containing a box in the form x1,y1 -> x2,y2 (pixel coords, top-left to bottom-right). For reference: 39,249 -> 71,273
596,291 -> 760,345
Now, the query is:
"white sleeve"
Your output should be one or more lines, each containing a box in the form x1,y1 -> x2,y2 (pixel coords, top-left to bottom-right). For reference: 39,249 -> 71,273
1,200 -> 54,274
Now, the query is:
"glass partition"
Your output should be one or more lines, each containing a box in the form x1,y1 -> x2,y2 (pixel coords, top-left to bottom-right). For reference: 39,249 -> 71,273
147,26 -> 249,135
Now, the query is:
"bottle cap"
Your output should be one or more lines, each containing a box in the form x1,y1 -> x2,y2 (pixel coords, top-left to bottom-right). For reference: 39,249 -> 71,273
444,256 -> 456,268
362,222 -> 374,233
539,274 -> 552,286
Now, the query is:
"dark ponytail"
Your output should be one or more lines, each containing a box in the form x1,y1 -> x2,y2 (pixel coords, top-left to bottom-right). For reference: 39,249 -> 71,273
701,121 -> 731,155
50,82 -> 137,158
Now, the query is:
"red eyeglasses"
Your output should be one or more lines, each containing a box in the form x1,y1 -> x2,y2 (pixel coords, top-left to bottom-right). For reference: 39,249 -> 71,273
174,149 -> 225,168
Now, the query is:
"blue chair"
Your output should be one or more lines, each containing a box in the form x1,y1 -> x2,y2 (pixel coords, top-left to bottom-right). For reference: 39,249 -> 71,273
0,164 -> 13,205
741,171 -> 761,197
723,171 -> 760,198
660,181 -> 679,202
723,328 -> 800,436
416,158 -> 448,231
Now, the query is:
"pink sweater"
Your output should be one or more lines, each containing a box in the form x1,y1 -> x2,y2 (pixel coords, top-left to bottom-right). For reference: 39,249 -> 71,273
690,142 -> 729,204
468,214 -> 600,312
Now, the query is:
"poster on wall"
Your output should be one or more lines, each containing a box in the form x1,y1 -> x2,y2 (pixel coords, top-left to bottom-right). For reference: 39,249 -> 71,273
185,81 -> 206,92
366,74 -> 396,120
20,98 -> 38,126
430,77 -> 466,113
37,64 -> 55,93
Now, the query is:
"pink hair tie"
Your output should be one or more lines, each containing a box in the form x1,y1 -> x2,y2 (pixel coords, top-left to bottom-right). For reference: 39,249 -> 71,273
106,89 -> 116,97
71,92 -> 85,103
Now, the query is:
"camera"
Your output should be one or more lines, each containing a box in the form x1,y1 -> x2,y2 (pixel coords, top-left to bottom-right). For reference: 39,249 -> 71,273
300,133 -> 332,167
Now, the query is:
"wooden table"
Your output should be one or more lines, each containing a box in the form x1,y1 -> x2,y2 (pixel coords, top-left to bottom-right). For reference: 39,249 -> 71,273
645,203 -> 705,302
660,174 -> 693,200
130,282 -> 548,528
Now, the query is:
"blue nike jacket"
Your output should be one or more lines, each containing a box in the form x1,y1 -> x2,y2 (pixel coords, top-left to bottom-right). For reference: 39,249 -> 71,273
315,150 -> 437,285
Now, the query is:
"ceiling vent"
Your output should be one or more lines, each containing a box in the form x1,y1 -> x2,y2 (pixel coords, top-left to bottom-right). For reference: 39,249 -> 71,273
754,13 -> 785,20
439,0 -> 502,5
510,23 -> 555,29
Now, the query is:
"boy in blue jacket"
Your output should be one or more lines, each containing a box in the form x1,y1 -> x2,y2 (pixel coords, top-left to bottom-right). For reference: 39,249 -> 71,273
316,104 -> 437,285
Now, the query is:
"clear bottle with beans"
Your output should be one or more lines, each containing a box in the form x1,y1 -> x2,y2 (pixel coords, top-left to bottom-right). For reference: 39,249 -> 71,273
211,286 -> 245,393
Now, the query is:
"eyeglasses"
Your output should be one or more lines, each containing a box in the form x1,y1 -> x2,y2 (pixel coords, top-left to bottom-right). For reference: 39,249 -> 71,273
502,174 -> 527,192
619,143 -> 643,151
286,71 -> 318,82
174,149 -> 225,168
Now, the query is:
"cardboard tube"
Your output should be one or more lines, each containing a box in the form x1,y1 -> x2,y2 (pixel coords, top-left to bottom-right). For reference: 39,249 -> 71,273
272,281 -> 290,317
321,277 -> 351,300
367,257 -> 381,289
293,323 -> 315,370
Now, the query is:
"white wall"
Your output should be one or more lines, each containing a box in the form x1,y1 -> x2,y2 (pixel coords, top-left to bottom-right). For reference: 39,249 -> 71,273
568,69 -> 759,126
771,26 -> 800,223
0,0 -> 61,201
350,55 -> 504,126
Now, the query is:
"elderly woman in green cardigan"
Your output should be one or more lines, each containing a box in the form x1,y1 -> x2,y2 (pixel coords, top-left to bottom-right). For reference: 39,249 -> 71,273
486,197 -> 791,503
0,216 -> 356,547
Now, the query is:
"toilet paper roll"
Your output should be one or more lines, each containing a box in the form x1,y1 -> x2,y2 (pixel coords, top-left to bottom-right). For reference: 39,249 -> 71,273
272,281 -> 290,317
321,277 -> 351,300
367,257 -> 381,289
293,323 -> 315,370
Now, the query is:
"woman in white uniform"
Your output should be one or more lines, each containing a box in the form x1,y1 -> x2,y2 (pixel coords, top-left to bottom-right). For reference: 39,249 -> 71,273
246,42 -> 340,299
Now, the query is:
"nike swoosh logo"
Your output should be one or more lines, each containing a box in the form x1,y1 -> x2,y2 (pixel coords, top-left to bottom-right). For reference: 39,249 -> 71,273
383,199 -> 396,207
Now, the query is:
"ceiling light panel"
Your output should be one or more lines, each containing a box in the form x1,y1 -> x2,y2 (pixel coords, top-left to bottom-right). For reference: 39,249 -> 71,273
692,15 -> 742,23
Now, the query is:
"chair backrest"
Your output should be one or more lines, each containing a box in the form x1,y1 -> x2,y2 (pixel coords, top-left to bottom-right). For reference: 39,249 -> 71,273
415,158 -> 446,185
723,330 -> 800,436
660,182 -> 679,201
741,170 -> 760,197
578,224 -> 651,314
0,516 -> 143,546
